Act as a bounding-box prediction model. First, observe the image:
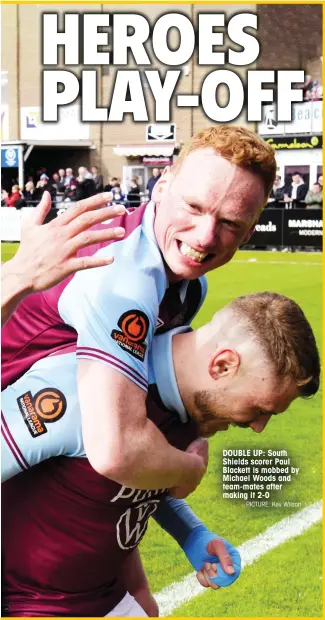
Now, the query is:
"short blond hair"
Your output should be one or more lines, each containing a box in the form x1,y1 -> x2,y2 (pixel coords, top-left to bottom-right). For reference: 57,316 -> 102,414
229,292 -> 320,398
174,126 -> 276,199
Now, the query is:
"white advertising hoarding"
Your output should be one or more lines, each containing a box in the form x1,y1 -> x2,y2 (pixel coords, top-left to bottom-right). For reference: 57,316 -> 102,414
1,208 -> 29,242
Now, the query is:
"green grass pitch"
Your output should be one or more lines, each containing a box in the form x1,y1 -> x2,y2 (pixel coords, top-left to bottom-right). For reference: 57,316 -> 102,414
2,243 -> 322,617
142,250 -> 322,617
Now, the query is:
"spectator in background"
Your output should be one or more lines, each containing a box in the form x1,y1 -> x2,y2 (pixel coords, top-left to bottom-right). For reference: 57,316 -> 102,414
5,185 -> 22,207
1,189 -> 9,206
303,75 -> 314,101
284,172 -> 308,207
304,79 -> 322,101
75,167 -> 96,201
63,181 -> 77,202
64,168 -> 75,188
91,166 -> 104,193
317,175 -> 322,188
51,173 -> 60,195
305,183 -> 323,209
57,169 -> 66,193
35,174 -> 56,202
147,167 -> 160,200
110,184 -> 126,205
82,166 -> 93,180
127,177 -> 141,208
12,182 -> 36,210
36,167 -> 48,182
268,175 -> 284,206
104,179 -> 112,192
23,181 -> 37,204
104,176 -> 115,192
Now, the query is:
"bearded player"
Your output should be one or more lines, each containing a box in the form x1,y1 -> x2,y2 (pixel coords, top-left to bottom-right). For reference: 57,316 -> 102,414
2,292 -> 319,616
2,126 -> 276,498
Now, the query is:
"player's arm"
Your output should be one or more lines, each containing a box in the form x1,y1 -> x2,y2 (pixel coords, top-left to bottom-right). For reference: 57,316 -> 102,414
154,496 -> 241,589
1,351 -> 84,482
1,191 -> 125,326
121,549 -> 158,616
78,359 -> 207,491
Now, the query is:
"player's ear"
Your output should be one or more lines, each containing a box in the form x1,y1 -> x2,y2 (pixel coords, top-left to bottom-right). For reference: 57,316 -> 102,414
151,167 -> 171,203
208,349 -> 240,380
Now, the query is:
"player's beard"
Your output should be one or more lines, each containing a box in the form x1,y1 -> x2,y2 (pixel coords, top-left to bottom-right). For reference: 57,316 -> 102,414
192,389 -> 232,437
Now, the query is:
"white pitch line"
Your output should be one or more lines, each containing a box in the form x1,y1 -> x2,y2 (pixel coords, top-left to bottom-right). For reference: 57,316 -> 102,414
233,259 -> 322,266
155,501 -> 322,617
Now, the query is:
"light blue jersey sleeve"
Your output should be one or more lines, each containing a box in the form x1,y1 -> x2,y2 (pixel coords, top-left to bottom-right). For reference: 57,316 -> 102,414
58,232 -> 167,393
1,351 -> 84,481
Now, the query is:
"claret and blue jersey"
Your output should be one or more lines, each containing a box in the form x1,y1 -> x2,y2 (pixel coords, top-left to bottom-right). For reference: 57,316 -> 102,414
1,328 -> 201,617
2,201 -> 206,479
2,202 -> 206,392
1,326 -> 194,480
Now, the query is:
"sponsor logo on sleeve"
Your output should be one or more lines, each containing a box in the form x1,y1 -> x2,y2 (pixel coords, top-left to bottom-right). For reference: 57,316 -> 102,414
111,310 -> 149,361
17,388 -> 67,438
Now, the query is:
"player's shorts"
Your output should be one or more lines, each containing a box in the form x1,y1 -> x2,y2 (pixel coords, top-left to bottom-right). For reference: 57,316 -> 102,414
105,593 -> 147,617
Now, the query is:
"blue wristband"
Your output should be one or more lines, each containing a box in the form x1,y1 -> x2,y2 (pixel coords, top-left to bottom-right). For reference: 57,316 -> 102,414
182,525 -> 241,587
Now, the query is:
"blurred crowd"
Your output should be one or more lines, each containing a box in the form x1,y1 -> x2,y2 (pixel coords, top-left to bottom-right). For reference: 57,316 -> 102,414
303,76 -> 323,102
1,166 -> 162,209
2,165 -> 322,212
267,172 -> 323,209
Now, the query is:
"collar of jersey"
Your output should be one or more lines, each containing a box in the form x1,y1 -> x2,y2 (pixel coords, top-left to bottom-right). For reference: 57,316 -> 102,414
144,200 -> 160,247
177,280 -> 190,303
151,326 -> 191,423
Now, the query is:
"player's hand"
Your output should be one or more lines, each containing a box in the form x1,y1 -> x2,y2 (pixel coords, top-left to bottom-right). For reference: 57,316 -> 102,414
186,437 -> 209,463
12,190 -> 126,293
196,538 -> 238,590
183,528 -> 241,589
197,561 -> 220,589
169,438 -> 208,499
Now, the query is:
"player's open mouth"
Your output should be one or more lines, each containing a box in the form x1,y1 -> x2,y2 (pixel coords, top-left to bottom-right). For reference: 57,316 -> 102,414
177,241 -> 212,264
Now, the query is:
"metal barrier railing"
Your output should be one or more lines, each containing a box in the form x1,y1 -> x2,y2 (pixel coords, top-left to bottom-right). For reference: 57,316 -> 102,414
3,192 -> 150,209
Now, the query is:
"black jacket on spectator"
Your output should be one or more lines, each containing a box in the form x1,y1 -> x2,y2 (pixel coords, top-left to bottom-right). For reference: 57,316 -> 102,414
13,198 -> 26,210
23,190 -> 37,204
127,185 -> 141,208
57,179 -> 66,193
147,176 -> 159,200
34,183 -> 56,202
286,183 -> 308,203
270,186 -> 285,202
75,178 -> 96,201
51,183 -> 60,195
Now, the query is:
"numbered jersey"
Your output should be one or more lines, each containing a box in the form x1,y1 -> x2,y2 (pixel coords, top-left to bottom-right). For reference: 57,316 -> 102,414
2,338 -> 198,617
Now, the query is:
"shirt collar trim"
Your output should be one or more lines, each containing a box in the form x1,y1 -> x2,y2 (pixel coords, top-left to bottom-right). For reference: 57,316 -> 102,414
151,326 -> 191,423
